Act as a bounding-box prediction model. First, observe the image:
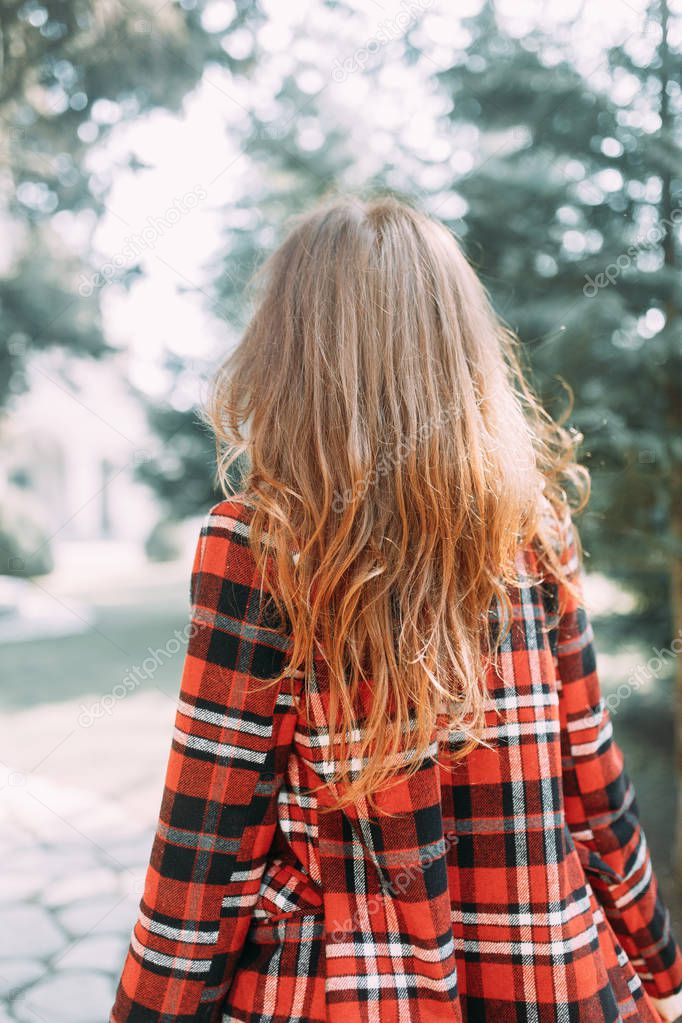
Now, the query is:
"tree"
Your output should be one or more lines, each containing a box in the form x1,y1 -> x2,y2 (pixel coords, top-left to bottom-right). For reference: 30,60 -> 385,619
0,0 -> 263,407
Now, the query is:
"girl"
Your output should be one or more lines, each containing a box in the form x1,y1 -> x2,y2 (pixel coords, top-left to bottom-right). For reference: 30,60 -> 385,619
111,195 -> 682,1022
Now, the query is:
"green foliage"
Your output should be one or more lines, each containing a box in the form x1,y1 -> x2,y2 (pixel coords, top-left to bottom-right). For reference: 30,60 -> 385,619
431,0 -> 682,585
137,404 -> 220,517
0,0 -> 264,402
0,489 -> 54,576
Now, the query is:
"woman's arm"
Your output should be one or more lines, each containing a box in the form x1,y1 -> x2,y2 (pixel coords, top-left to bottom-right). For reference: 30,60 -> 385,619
111,500 -> 298,1023
553,510 -> 682,1022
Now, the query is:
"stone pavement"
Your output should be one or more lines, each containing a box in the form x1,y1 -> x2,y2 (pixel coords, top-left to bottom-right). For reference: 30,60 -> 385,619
0,690 -> 176,1022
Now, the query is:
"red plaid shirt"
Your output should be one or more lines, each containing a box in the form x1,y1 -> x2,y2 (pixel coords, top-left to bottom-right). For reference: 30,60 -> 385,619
111,499 -> 682,1023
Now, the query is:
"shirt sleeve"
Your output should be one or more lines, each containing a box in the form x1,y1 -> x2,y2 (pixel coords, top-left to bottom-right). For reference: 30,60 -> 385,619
110,500 -> 298,1023
552,508 -> 682,1021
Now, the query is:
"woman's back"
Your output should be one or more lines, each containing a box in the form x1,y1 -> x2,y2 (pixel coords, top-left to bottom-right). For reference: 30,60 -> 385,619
109,195 -> 682,1022
111,497 -> 682,1022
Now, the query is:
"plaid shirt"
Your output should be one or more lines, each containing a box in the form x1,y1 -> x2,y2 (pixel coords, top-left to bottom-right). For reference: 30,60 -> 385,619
111,499 -> 682,1023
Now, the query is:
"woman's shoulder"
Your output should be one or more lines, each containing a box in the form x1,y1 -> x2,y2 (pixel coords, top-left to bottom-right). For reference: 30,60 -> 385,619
525,491 -> 584,626
202,493 -> 258,536
189,497 -> 260,587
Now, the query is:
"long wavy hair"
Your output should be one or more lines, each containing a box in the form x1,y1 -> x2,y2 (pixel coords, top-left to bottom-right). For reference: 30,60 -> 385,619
208,193 -> 588,812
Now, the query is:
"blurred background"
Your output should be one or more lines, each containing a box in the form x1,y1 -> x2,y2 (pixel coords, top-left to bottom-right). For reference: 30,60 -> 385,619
0,0 -> 681,1019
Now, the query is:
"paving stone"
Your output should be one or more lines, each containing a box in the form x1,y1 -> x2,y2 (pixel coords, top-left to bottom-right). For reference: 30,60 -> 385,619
43,868 -> 119,909
3,839 -> 80,880
56,894 -> 137,938
2,786 -> 87,847
0,905 -> 64,960
0,871 -> 43,904
106,832 -> 154,869
0,689 -> 174,1019
55,933 -> 128,973
0,959 -> 45,996
41,845 -> 104,879
13,970 -> 115,1023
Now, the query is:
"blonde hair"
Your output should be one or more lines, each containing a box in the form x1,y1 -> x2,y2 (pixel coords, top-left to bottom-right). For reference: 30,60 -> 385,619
208,193 -> 588,812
